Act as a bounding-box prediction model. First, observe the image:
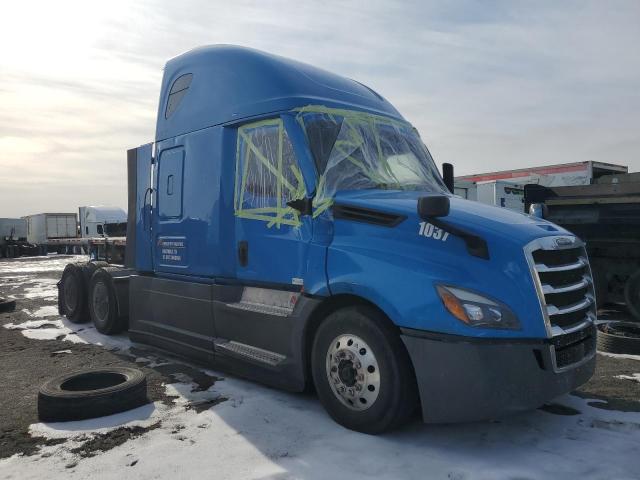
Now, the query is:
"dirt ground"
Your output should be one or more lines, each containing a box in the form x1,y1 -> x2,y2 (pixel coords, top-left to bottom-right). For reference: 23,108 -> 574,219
0,256 -> 224,460
1,255 -> 640,461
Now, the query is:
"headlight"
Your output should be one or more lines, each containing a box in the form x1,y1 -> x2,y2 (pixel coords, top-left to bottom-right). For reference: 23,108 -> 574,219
436,285 -> 520,330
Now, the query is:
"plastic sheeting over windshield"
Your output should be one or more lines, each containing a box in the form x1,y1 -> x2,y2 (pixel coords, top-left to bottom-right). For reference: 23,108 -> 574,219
297,106 -> 447,216
235,118 -> 306,228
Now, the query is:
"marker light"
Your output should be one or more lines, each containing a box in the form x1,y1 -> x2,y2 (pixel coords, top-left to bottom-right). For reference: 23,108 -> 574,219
436,285 -> 520,330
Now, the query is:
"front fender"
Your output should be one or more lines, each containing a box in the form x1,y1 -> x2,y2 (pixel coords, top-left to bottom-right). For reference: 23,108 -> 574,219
326,220 -> 547,339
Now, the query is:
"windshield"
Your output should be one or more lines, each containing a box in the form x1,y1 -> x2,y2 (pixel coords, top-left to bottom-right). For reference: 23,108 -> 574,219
297,106 -> 447,214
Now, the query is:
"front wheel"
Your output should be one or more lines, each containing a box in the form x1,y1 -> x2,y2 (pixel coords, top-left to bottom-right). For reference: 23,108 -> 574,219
311,305 -> 418,434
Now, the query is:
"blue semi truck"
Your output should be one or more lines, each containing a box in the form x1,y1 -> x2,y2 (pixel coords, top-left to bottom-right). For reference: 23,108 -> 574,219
58,45 -> 596,433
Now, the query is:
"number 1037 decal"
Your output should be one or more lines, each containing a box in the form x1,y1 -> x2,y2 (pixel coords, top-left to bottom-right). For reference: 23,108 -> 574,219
418,222 -> 449,241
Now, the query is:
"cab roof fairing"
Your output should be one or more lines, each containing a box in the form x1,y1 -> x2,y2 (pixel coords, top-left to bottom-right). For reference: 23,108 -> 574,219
155,45 -> 403,142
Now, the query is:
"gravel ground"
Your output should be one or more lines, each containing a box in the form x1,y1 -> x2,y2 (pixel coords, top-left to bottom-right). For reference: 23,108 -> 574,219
1,255 -> 639,464
0,255 -> 223,460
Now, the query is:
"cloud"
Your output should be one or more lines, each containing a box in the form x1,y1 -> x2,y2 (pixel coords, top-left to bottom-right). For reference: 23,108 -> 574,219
1,0 -> 639,217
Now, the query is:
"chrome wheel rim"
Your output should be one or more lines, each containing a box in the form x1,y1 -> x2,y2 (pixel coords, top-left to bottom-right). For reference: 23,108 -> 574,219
326,334 -> 380,411
92,281 -> 109,324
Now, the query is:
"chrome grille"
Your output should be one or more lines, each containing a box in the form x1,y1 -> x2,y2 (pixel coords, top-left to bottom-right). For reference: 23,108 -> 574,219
525,236 -> 597,336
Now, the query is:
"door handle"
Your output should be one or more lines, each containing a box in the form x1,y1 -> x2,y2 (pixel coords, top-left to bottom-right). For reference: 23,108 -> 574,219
142,187 -> 153,231
238,241 -> 249,267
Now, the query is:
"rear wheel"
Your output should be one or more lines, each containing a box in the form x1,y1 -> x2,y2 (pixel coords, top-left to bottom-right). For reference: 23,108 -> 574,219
624,270 -> 640,322
311,305 -> 418,434
59,263 -> 89,323
88,268 -> 125,335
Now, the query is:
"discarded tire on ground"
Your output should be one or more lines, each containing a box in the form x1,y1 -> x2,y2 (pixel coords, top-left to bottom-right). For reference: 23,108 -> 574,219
58,263 -> 89,323
0,297 -> 16,313
38,367 -> 148,422
597,322 -> 640,355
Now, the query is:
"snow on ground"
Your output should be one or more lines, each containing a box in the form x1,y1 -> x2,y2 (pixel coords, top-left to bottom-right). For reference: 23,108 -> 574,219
2,256 -> 640,479
599,351 -> 640,362
615,373 -> 640,383
0,255 -> 87,275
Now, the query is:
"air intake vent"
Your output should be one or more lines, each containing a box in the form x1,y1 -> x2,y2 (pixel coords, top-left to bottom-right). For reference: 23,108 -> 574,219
332,204 -> 406,227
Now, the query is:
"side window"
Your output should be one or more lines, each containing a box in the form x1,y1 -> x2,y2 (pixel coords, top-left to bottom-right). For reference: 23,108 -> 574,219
158,147 -> 185,219
97,224 -> 104,235
234,119 -> 305,228
165,73 -> 193,119
85,226 -> 89,235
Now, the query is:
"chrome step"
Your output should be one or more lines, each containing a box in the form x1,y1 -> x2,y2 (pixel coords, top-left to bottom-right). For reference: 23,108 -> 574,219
214,340 -> 285,366
225,286 -> 298,317
226,301 -> 292,317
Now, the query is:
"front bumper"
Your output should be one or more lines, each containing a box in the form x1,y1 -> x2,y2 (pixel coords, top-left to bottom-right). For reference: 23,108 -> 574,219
401,325 -> 596,423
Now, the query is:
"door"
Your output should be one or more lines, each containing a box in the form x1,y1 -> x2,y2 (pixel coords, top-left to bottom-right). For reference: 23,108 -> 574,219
126,143 -> 154,271
152,146 -> 187,273
233,117 -> 313,288
46,216 -> 58,239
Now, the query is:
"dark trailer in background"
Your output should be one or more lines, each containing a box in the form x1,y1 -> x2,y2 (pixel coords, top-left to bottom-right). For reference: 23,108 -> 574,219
525,173 -> 640,320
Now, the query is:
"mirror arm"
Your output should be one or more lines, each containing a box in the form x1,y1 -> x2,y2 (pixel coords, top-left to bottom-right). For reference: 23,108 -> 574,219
286,197 -> 313,216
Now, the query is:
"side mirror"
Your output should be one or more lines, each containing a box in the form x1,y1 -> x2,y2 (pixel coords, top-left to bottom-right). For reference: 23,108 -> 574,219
418,195 -> 450,219
287,197 -> 313,216
442,163 -> 454,194
528,203 -> 548,219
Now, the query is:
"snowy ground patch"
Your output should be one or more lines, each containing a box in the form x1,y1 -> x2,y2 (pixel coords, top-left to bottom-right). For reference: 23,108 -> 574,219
615,373 -> 640,383
5,311 -> 133,349
2,256 -> 640,479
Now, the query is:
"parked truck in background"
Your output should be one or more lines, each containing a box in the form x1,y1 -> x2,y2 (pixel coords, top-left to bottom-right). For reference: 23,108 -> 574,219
79,206 -> 127,238
526,172 -> 640,321
57,45 -> 597,433
0,218 -> 27,258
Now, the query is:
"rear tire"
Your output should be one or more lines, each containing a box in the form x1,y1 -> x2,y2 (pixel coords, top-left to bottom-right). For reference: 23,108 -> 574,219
88,268 -> 125,335
624,270 -> 640,322
59,263 -> 90,323
81,261 -> 109,284
311,305 -> 418,434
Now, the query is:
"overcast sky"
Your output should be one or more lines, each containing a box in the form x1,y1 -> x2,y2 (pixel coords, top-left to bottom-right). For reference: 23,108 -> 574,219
1,0 -> 639,217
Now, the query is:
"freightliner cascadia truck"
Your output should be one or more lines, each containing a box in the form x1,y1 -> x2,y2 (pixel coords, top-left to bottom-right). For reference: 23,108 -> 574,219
58,45 -> 597,433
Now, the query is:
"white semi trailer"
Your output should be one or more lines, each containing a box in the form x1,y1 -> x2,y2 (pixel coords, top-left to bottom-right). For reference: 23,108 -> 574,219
454,161 -> 628,213
25,213 -> 78,245
476,181 -> 525,212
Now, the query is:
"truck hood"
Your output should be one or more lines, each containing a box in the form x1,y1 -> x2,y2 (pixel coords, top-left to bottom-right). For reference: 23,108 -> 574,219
327,189 -> 573,339
332,189 -> 569,246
